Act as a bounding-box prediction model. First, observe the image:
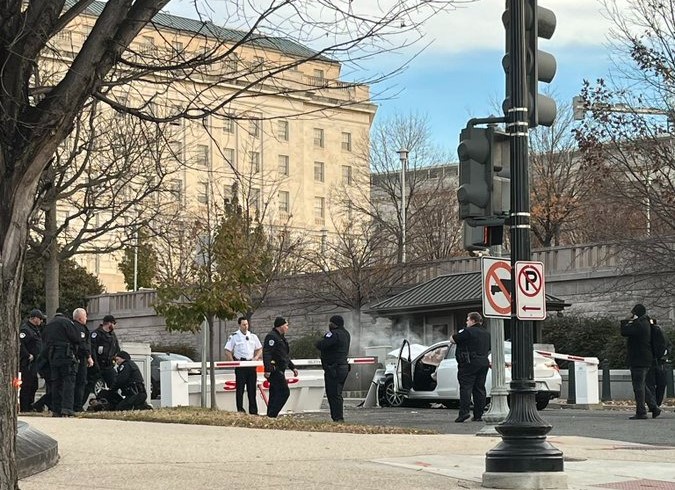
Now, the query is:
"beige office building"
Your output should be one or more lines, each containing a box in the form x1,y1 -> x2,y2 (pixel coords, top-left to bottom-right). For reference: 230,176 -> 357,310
44,4 -> 377,292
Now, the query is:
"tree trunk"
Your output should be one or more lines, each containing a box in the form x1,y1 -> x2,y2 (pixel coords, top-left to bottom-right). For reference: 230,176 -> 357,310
208,315 -> 218,410
44,204 -> 60,318
0,256 -> 25,489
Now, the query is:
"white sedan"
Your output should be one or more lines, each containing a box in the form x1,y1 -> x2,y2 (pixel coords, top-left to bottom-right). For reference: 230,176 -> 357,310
377,340 -> 562,410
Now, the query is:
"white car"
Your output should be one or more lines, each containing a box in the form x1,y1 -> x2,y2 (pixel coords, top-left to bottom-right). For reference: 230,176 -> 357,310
377,340 -> 561,410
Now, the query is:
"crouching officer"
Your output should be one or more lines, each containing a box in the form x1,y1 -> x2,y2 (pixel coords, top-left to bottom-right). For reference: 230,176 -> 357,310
263,317 -> 298,418
111,351 -> 148,410
315,315 -> 351,422
41,310 -> 81,417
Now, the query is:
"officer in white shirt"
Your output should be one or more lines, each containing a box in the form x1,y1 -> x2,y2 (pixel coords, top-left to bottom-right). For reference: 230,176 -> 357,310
224,317 -> 263,414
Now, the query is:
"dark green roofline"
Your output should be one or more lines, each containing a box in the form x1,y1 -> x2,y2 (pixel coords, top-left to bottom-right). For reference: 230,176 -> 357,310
72,0 -> 336,63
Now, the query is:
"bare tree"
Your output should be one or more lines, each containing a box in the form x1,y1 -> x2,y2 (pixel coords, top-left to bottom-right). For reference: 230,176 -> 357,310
290,211 -> 410,352
28,102 -> 181,315
573,0 -> 675,305
346,111 -> 460,262
0,0 -> 475,484
528,99 -> 598,247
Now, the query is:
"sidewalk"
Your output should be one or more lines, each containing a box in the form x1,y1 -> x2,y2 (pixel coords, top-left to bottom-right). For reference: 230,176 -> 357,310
19,416 -> 675,489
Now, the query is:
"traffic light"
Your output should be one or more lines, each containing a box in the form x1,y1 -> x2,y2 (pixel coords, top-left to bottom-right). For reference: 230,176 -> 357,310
463,222 -> 504,252
457,126 -> 510,223
503,0 -> 557,128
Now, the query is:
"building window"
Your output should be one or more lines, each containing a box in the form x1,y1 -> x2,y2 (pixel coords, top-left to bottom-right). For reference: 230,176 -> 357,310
224,55 -> 238,73
249,114 -> 261,138
197,182 -> 209,204
314,196 -> 325,223
278,155 -> 289,176
169,140 -> 183,160
141,35 -> 156,55
277,120 -> 289,141
314,161 -> 324,182
313,69 -> 324,79
341,132 -> 352,151
250,151 -> 260,173
169,179 -> 183,201
341,165 -> 353,185
313,128 -> 324,148
253,55 -> 265,69
172,41 -> 184,54
278,191 -> 290,213
196,144 -> 209,167
222,184 -> 234,205
224,148 -> 236,169
223,116 -> 235,134
249,188 -> 260,212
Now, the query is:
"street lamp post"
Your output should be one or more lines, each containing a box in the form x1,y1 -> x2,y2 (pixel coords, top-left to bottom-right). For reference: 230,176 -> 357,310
397,148 -> 409,263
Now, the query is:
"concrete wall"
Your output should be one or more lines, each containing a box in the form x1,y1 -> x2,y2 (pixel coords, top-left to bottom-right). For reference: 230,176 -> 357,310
85,242 -> 675,363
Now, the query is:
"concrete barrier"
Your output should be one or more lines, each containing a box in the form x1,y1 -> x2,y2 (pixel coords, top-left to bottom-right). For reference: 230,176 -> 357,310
561,369 -> 639,401
160,358 -> 375,413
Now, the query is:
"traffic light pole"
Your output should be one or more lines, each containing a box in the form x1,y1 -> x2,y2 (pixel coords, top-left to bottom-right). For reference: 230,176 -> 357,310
484,0 -> 565,480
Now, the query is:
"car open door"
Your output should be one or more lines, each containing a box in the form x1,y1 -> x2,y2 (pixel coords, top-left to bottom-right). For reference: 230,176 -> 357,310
394,340 -> 413,395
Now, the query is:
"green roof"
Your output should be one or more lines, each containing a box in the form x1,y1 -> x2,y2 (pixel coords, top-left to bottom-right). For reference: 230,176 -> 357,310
80,1 -> 334,62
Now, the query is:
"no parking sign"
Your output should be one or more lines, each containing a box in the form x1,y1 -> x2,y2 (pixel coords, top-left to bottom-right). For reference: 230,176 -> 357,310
515,261 -> 546,320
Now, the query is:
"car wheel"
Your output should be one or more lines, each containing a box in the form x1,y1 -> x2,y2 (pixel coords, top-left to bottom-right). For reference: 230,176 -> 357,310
536,397 -> 549,411
94,379 -> 105,396
383,378 -> 406,407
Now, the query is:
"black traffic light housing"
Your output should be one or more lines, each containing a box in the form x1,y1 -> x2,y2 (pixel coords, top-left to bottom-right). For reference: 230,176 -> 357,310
457,126 -> 510,224
503,0 -> 557,128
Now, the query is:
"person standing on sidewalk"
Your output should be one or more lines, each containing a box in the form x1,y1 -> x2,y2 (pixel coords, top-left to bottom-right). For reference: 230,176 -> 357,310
450,312 -> 491,423
647,317 -> 671,407
19,309 -> 46,412
224,317 -> 263,414
41,310 -> 81,417
621,304 -> 660,419
72,308 -> 94,411
263,317 -> 298,418
315,315 -> 351,422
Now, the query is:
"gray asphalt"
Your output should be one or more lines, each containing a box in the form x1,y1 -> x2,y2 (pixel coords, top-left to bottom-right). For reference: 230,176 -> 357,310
291,402 -> 675,446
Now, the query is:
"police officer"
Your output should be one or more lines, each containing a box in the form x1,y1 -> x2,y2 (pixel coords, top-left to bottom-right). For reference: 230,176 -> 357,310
41,310 -> 81,417
110,351 -> 148,410
262,317 -> 298,418
19,309 -> 46,412
72,308 -> 94,411
315,315 -> 351,422
224,317 -> 263,414
85,314 -> 120,404
450,311 -> 491,423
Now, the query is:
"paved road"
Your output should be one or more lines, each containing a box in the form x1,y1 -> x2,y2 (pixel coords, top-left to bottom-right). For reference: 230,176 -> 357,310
292,404 -> 675,447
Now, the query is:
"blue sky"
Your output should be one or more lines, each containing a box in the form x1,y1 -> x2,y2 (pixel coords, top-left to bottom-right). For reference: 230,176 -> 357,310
367,0 -> 629,155
166,0 -> 629,156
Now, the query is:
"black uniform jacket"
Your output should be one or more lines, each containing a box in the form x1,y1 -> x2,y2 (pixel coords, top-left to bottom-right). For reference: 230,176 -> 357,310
263,328 -> 296,373
41,314 -> 81,360
111,359 -> 146,396
315,325 -> 351,367
73,320 -> 91,361
452,325 -> 491,367
90,327 -> 120,368
19,321 -> 42,370
621,315 -> 653,368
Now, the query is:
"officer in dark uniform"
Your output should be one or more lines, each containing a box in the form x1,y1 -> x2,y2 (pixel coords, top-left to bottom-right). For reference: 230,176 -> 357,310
19,309 -> 46,412
110,351 -> 148,411
450,311 -> 491,423
72,308 -> 94,411
315,315 -> 351,422
262,317 -> 298,418
41,310 -> 82,416
84,314 -> 120,404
